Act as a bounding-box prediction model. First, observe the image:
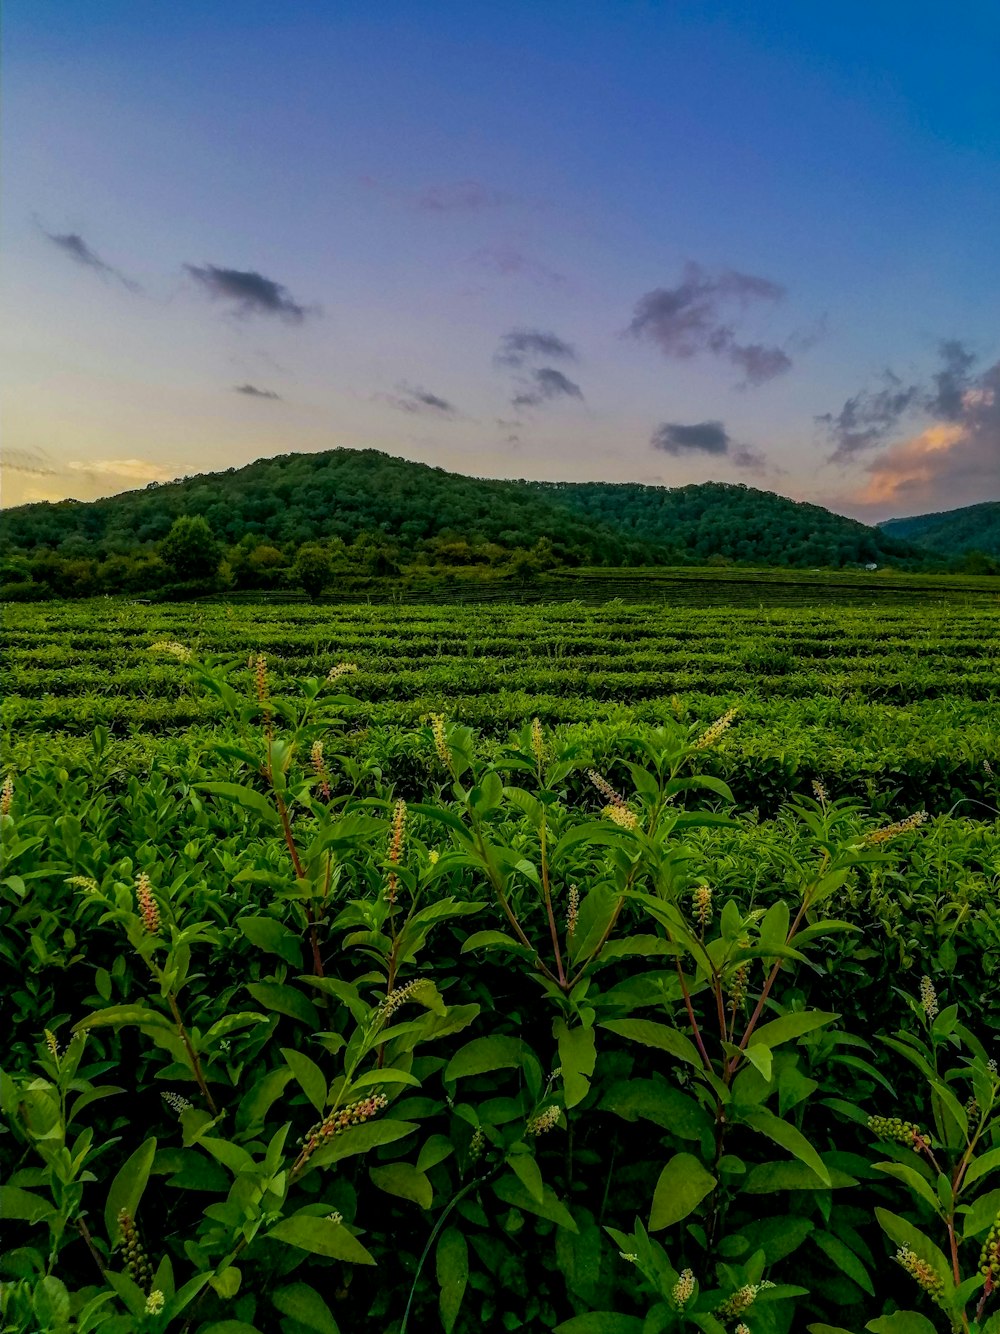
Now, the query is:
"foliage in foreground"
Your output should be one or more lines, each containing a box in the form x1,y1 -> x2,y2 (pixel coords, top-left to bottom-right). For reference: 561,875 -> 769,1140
1,656 -> 999,1334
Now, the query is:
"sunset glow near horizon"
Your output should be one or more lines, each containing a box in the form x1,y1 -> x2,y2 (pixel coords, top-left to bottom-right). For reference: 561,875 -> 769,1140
3,0 -> 998,521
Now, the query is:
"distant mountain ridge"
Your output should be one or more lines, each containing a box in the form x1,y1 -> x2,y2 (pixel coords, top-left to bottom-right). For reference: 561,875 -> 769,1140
0,446 -> 926,569
879,501 -> 1000,558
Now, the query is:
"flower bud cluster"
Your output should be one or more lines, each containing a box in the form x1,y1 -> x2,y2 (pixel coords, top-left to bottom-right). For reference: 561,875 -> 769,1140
1,775 -> 14,816
162,1091 -> 192,1116
864,810 -> 927,845
526,1105 -> 561,1136
693,884 -> 713,928
135,872 -> 160,935
587,769 -> 625,806
430,714 -> 452,769
149,641 -> 191,661
919,975 -> 939,1020
253,653 -> 268,704
715,1279 -> 774,1318
326,662 -> 359,684
728,962 -> 750,1009
311,740 -> 331,800
895,1247 -> 945,1303
468,1127 -> 485,1162
377,978 -> 430,1020
118,1209 -> 153,1292
671,1269 -> 695,1308
695,707 -> 737,749
386,799 -> 407,902
566,885 -> 580,938
602,803 -> 638,830
298,1094 -> 389,1167
812,778 -> 828,805
867,1115 -> 930,1149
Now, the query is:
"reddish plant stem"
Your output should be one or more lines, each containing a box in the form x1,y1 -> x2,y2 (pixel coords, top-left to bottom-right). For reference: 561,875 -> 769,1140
167,991 -> 218,1117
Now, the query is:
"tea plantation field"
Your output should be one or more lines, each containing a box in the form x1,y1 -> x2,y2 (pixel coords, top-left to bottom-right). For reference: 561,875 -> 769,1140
2,592 -> 999,1334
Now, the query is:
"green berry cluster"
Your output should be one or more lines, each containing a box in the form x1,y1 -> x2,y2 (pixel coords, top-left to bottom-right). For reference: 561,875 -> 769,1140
117,1209 -> 153,1293
980,1213 -> 1000,1285
867,1115 -> 927,1147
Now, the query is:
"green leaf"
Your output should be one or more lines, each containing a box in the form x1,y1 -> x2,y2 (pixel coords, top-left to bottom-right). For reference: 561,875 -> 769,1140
195,781 -> 280,826
268,1214 -> 375,1265
32,1277 -> 70,1327
749,1011 -> 839,1050
742,1159 -> 857,1193
436,1227 -> 469,1334
743,1043 -> 773,1081
874,1209 -> 951,1287
866,1315 -> 939,1334
238,916 -> 303,966
308,1120 -> 417,1168
554,1019 -> 596,1109
445,1036 -> 528,1081
554,1316 -> 645,1333
812,1230 -> 874,1295
247,983 -> 320,1028
600,1019 -> 702,1068
272,1283 -> 340,1334
282,1048 -> 327,1115
649,1153 -> 716,1230
198,1323 -> 264,1334
209,1266 -> 242,1299
104,1136 -> 157,1245
507,1152 -> 545,1204
0,1185 -> 50,1223
369,1162 -> 433,1209
758,899 -> 790,953
965,1145 -> 1000,1188
73,1004 -> 173,1034
460,930 -> 532,956
601,1080 -> 713,1140
492,1176 -> 579,1231
739,1107 -> 831,1187
808,1326 -> 861,1334
872,1161 -> 941,1214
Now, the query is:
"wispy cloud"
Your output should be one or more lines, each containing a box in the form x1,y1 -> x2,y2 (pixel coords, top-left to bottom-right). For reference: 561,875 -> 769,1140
817,370 -> 920,463
627,262 -> 791,386
38,224 -> 140,292
4,447 -> 58,477
495,329 -> 577,368
471,246 -> 566,288
185,264 -> 313,322
234,383 -> 282,400
512,366 -> 584,408
380,382 -> 458,416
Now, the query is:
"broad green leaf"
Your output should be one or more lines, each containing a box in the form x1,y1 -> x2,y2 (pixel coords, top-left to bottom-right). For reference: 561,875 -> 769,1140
554,1315 -> 645,1333
507,1152 -> 544,1204
282,1047 -> 327,1115
369,1162 -> 433,1209
492,1176 -> 578,1231
874,1209 -> 951,1287
739,1107 -> 831,1187
268,1214 -> 375,1265
104,1136 -> 157,1245
812,1230 -> 874,1295
73,1004 -> 173,1034
749,1011 -> 839,1050
198,1323 -> 264,1334
247,983 -> 320,1028
649,1153 -> 716,1230
445,1036 -> 527,1081
32,1277 -> 70,1327
743,1043 -> 773,1081
0,1185 -> 50,1223
601,1079 -> 712,1141
600,1019 -> 702,1069
209,1266 -> 242,1298
272,1283 -> 340,1334
238,916 -> 303,966
308,1120 -> 417,1168
460,930 -> 532,955
866,1315 -> 938,1334
554,1018 -> 596,1109
872,1161 -> 941,1214
965,1146 -> 1000,1187
743,1159 -> 857,1193
195,781 -> 280,826
436,1227 -> 469,1334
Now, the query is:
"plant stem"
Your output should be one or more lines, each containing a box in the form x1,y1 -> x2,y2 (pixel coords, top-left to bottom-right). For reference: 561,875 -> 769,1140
167,991 -> 218,1117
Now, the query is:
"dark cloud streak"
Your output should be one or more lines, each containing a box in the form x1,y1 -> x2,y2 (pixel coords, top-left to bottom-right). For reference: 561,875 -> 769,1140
39,226 -> 140,292
512,367 -> 584,408
651,421 -> 730,455
495,329 -> 577,368
234,384 -> 282,400
185,264 -> 311,322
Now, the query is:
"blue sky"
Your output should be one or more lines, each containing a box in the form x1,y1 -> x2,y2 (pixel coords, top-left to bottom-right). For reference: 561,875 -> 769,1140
3,0 -> 998,518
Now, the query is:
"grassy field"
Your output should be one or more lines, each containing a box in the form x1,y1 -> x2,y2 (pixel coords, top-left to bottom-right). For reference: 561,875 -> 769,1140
2,588 -> 999,1333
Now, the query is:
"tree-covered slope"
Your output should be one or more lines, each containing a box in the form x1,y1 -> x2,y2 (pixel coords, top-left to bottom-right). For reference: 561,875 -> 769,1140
879,501 -> 1000,557
0,446 -> 923,569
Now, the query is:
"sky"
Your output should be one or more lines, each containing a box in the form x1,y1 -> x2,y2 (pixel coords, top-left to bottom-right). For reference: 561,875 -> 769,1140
3,0 -> 999,521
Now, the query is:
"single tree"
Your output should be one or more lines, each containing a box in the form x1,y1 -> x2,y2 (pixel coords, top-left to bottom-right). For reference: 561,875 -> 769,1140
160,515 -> 221,582
293,543 -> 332,599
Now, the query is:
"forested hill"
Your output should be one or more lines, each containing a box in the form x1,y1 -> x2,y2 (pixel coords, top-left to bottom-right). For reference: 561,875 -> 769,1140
879,501 -> 1000,558
2,446 -> 922,569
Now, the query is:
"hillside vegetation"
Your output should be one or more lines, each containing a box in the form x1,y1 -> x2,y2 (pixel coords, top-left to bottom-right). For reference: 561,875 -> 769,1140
880,499 -> 1000,559
0,449 -> 940,601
